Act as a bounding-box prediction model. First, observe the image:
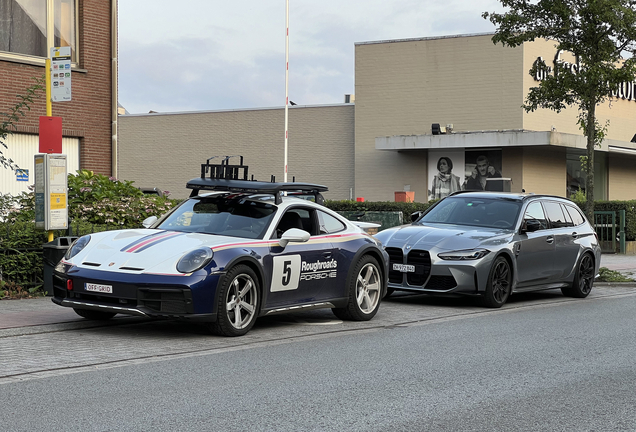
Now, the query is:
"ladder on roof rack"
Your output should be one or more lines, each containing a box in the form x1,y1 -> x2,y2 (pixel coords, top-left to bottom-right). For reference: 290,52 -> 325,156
201,155 -> 249,180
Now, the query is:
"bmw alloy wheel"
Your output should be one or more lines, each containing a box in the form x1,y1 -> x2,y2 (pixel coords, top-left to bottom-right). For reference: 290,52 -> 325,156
482,256 -> 512,308
563,253 -> 595,298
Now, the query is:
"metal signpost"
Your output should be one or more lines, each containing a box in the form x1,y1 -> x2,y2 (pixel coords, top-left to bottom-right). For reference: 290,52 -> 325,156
34,154 -> 68,231
36,46 -> 72,240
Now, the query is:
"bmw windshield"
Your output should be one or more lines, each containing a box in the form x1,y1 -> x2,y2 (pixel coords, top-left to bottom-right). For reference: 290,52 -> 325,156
157,195 -> 277,239
419,196 -> 522,229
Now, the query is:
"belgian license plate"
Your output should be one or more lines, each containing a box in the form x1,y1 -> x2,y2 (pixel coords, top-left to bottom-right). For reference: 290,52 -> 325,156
85,283 -> 113,294
393,263 -> 416,273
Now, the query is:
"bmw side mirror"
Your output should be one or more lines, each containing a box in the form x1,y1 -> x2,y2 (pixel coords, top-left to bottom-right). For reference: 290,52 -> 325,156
411,211 -> 423,222
522,219 -> 542,233
279,228 -> 310,248
142,216 -> 158,228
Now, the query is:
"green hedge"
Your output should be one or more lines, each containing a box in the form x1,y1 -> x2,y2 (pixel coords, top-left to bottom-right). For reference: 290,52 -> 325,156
0,220 -> 47,289
324,200 -> 433,224
326,199 -> 636,241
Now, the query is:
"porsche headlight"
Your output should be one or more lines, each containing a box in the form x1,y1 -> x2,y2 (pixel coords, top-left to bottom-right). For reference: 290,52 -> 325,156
176,248 -> 213,273
64,235 -> 91,260
437,249 -> 490,261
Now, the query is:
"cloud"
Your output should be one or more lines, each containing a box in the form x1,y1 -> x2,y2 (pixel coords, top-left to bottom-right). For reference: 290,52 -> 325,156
118,0 -> 504,113
119,42 -> 276,113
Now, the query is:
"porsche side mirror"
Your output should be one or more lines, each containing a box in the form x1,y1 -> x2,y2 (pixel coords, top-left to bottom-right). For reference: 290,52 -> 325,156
411,211 -> 423,222
142,216 -> 158,228
279,228 -> 310,248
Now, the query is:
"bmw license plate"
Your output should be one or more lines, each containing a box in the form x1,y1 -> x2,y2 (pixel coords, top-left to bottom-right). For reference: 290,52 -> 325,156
85,283 -> 113,294
392,263 -> 416,273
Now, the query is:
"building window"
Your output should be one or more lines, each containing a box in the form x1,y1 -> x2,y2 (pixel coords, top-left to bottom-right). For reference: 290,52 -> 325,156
54,0 -> 75,58
566,148 -> 607,200
0,0 -> 76,61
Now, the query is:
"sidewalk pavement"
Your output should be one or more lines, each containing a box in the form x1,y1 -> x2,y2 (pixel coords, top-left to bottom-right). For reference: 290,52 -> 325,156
1,253 -> 634,333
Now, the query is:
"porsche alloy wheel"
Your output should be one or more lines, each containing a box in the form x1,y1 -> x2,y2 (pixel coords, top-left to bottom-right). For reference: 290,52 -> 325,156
210,265 -> 260,337
333,255 -> 382,321
562,253 -> 594,298
481,256 -> 512,308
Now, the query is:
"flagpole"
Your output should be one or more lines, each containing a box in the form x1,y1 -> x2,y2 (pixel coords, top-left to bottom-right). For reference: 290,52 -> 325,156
284,0 -> 289,183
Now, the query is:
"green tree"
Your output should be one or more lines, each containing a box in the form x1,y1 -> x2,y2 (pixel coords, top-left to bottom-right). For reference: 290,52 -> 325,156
0,77 -> 45,171
483,0 -> 636,219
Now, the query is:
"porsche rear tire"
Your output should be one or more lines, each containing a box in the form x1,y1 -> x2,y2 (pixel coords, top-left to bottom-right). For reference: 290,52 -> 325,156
209,265 -> 260,337
333,255 -> 382,321
73,308 -> 116,320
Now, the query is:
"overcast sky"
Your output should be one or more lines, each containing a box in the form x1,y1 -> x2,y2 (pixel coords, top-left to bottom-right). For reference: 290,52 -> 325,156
118,0 -> 504,114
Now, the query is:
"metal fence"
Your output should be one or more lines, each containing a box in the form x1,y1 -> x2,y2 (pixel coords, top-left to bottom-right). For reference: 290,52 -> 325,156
593,210 -> 626,254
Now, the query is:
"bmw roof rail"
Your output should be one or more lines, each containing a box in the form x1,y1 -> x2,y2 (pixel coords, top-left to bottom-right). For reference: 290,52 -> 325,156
186,156 -> 328,205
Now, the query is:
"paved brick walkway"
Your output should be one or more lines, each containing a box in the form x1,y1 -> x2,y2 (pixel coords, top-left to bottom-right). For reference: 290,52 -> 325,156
599,253 -> 636,275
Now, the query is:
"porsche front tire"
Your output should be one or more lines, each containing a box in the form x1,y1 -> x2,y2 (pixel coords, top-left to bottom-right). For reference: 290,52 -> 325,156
209,265 -> 260,337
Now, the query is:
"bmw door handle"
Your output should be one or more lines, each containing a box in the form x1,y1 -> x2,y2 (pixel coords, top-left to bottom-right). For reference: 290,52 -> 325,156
322,252 -> 332,259
546,236 -> 554,244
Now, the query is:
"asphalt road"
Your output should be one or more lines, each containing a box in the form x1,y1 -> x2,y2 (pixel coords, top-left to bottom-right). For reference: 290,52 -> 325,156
1,287 -> 635,431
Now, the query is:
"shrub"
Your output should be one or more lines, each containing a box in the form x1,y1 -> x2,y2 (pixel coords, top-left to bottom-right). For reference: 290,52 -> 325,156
0,172 -> 180,293
67,170 -> 178,228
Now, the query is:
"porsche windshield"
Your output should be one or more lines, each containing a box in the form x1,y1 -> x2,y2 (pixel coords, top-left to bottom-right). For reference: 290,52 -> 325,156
157,195 -> 276,239
419,196 -> 522,229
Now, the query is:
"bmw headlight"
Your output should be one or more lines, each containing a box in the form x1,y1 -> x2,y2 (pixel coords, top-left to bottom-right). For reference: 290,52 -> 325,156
64,235 -> 91,260
437,249 -> 490,261
176,248 -> 213,273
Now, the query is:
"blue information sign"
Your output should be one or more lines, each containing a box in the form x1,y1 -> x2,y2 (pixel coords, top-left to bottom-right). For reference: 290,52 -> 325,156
16,169 -> 29,181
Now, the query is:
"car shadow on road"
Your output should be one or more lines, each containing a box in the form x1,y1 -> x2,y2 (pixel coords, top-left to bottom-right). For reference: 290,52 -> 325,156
76,307 -> 344,339
70,290 -> 570,339
383,288 -> 566,309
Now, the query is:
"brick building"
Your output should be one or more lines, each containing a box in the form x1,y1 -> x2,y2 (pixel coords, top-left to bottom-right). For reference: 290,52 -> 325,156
0,0 -> 117,196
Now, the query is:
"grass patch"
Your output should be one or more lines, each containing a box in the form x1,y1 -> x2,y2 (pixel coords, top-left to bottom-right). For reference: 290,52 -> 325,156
597,267 -> 635,283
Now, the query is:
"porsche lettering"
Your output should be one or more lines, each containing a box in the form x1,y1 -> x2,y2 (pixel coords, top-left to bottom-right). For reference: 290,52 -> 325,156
300,271 -> 337,281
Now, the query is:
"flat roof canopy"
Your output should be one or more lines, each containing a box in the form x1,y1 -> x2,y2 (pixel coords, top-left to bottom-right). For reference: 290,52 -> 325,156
376,130 -> 636,155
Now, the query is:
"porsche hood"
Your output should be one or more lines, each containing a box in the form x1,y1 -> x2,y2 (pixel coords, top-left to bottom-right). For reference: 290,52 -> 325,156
63,229 -> 261,275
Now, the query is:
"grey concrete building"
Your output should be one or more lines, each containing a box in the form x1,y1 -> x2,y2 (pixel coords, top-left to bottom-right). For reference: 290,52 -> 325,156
118,104 -> 355,200
118,33 -> 636,203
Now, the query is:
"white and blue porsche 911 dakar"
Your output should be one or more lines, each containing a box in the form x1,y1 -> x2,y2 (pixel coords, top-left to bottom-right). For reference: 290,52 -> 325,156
52,158 -> 389,336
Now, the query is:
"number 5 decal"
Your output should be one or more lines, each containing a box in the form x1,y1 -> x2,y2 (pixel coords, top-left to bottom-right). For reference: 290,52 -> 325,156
271,255 -> 301,292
